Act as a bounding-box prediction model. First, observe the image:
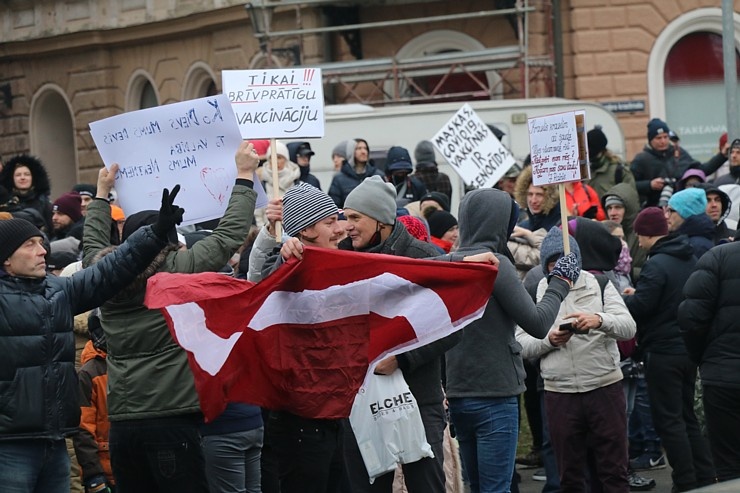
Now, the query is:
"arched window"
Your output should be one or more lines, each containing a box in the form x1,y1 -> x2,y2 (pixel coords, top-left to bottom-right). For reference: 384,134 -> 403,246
29,86 -> 77,198
126,71 -> 159,111
647,8 -> 740,161
387,30 -> 503,104
183,62 -> 218,101
664,32 -> 740,160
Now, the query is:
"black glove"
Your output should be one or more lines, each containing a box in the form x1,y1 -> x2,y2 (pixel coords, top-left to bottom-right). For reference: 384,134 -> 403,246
151,185 -> 185,242
85,475 -> 112,493
548,252 -> 580,285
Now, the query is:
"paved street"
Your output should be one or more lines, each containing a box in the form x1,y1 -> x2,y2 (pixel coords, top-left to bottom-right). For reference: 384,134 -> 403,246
516,463 -> 675,493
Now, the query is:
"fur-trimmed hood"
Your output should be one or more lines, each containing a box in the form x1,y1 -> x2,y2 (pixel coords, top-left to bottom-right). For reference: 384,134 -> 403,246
1,154 -> 51,196
513,166 -> 559,215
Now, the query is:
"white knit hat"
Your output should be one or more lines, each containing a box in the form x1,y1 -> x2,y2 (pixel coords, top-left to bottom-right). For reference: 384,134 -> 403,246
282,183 -> 338,236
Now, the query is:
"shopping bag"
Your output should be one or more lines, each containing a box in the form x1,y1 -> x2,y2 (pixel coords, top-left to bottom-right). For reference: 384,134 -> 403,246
349,370 -> 433,483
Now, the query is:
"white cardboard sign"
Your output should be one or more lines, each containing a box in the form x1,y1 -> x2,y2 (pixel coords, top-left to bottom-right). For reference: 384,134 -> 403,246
431,104 -> 516,189
528,110 -> 585,186
222,68 -> 325,139
90,94 -> 267,226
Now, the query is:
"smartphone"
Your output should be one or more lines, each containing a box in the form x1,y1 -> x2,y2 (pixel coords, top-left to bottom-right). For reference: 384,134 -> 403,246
559,322 -> 588,335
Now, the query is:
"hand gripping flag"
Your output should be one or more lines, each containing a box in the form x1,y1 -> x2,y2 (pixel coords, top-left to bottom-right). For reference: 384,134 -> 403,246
145,246 -> 496,422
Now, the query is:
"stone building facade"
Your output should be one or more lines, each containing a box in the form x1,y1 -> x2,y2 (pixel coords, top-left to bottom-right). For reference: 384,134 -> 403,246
0,0 -> 738,197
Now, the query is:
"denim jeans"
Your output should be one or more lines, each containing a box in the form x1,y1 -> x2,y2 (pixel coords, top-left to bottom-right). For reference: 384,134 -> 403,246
628,376 -> 661,457
202,427 -> 264,493
448,396 -> 519,493
109,415 -> 209,493
0,439 -> 70,493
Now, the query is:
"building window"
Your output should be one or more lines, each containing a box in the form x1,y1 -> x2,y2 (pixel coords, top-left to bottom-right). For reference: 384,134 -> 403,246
664,31 -> 740,160
126,71 -> 159,111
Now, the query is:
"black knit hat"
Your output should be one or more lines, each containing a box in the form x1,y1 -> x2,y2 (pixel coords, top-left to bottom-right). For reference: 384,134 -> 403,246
121,210 -> 178,244
587,126 -> 608,159
0,218 -> 44,264
427,210 -> 458,239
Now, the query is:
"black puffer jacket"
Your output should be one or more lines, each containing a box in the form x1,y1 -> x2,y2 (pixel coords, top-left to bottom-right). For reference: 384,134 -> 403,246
624,234 -> 695,355
679,241 -> 740,387
630,144 -> 696,207
0,225 -> 165,441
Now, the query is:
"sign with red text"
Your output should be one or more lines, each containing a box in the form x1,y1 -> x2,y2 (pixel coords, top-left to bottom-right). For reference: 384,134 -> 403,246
431,104 -> 516,189
222,68 -> 325,139
528,110 -> 589,186
90,94 -> 268,226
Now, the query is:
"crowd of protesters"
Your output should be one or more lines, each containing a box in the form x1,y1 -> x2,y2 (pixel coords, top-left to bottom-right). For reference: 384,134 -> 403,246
1,114 -> 739,493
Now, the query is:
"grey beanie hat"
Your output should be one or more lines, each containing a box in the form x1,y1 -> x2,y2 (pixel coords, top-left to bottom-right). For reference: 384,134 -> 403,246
282,183 -> 338,237
332,140 -> 348,159
344,175 -> 397,224
414,140 -> 437,167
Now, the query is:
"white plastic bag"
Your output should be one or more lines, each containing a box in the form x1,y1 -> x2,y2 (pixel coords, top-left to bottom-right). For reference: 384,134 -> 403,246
349,370 -> 433,483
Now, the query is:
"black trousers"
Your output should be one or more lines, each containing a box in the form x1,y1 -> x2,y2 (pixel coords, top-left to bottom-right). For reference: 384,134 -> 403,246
645,352 -> 715,490
704,385 -> 740,483
342,402 -> 446,493
109,415 -> 209,493
266,411 -> 344,493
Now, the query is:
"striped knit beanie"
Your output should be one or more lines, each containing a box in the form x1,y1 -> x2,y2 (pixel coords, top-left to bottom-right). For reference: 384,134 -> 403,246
283,183 -> 339,237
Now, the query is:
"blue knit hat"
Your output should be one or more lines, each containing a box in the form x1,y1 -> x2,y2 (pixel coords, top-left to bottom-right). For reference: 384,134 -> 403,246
647,118 -> 670,142
668,188 -> 707,219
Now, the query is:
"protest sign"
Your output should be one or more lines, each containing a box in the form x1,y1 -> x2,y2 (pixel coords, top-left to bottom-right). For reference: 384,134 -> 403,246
222,68 -> 325,139
90,94 -> 267,226
431,103 -> 516,189
527,110 -> 589,186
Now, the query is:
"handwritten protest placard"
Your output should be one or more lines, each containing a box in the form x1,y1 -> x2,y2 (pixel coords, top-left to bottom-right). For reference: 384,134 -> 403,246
431,104 -> 516,189
528,111 -> 584,186
222,68 -> 325,139
90,94 -> 267,226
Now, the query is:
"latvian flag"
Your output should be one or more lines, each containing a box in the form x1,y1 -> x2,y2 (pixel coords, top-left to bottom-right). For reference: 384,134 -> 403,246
144,246 -> 496,422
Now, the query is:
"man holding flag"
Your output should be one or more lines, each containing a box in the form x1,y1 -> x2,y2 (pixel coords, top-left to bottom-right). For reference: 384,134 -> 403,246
146,177 -> 497,493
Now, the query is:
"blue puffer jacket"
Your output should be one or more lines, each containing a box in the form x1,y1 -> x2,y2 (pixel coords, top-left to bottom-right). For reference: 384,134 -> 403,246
0,225 -> 165,441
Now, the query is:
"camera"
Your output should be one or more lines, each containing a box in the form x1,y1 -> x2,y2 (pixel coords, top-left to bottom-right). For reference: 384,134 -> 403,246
658,178 -> 676,207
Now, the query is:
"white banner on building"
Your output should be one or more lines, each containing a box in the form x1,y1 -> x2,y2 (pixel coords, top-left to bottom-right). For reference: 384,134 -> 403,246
222,68 -> 325,139
431,103 -> 516,189
90,94 -> 267,226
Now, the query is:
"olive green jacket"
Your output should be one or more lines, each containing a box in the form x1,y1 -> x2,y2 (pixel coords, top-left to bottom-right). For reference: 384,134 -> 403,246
83,184 -> 256,421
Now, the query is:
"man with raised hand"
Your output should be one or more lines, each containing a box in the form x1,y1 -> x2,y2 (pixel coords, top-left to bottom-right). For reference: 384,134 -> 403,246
0,185 -> 184,493
82,141 -> 259,493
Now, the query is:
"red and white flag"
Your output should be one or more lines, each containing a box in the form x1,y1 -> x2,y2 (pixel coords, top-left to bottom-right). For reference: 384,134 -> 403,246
144,246 -> 496,422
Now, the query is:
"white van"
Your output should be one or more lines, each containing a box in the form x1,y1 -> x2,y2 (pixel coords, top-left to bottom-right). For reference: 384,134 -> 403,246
301,97 -> 625,210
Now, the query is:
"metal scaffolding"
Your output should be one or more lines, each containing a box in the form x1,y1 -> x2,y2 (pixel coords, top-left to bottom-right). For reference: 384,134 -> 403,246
244,0 -> 555,105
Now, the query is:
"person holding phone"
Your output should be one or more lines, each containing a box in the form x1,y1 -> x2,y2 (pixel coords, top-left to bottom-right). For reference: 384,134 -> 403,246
516,226 -> 636,492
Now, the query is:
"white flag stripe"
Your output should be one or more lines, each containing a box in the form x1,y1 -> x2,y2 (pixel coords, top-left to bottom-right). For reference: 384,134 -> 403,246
166,273 -> 489,378
167,303 -> 243,376
248,273 -> 452,340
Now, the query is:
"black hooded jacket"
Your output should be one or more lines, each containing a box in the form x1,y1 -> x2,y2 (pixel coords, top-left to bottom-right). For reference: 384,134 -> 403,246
696,183 -> 735,244
0,155 -> 53,233
286,141 -> 322,190
674,214 -> 715,259
624,234 -> 695,355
